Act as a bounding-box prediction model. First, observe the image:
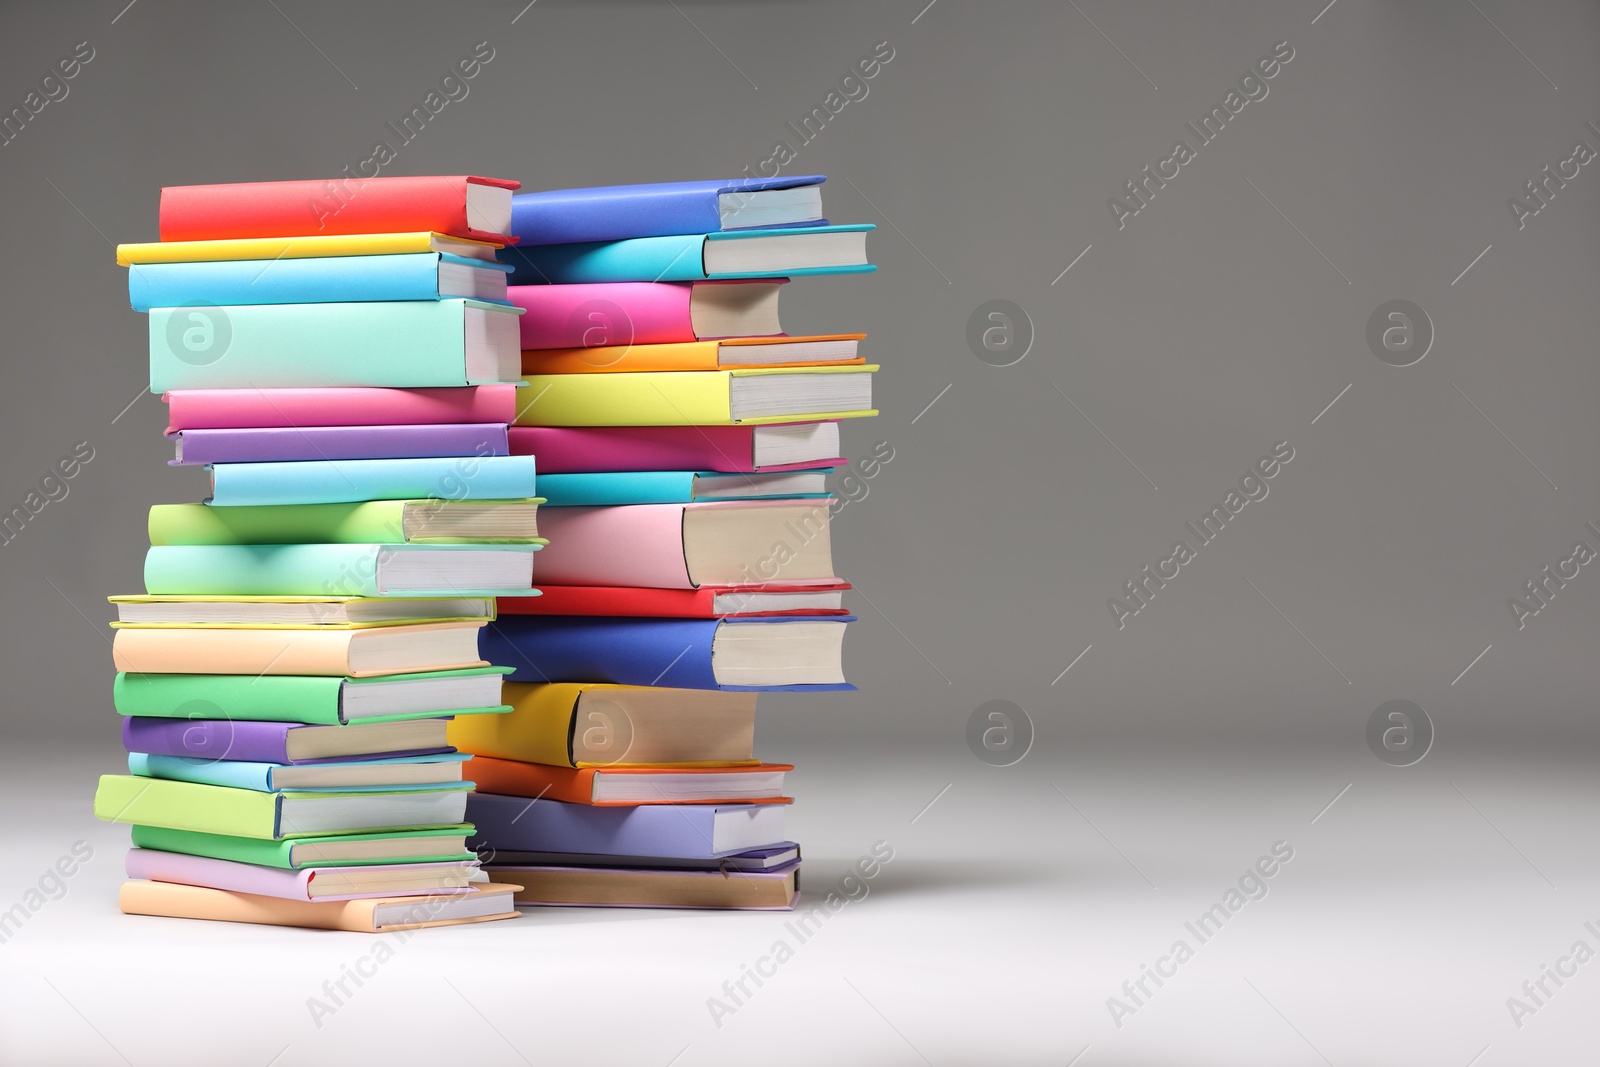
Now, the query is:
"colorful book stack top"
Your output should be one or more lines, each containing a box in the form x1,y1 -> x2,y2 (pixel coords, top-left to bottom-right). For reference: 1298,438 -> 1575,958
93,175 -> 546,932
448,175 -> 874,911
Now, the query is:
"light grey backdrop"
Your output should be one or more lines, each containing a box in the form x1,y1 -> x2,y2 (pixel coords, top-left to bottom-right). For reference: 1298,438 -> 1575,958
2,0 -> 1598,762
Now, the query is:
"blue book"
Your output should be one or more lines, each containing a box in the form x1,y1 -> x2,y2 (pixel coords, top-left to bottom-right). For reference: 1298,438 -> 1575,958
501,224 -> 875,285
128,752 -> 471,793
128,253 -> 513,310
481,614 -> 856,692
536,469 -> 831,507
467,793 -> 790,860
207,455 -> 536,507
508,175 -> 827,246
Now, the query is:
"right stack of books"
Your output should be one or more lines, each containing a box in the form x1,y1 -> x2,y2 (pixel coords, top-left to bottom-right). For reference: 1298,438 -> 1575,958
448,176 -> 876,910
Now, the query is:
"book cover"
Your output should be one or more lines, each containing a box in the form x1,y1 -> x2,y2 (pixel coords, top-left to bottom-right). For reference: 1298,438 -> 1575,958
496,582 -> 851,619
515,366 -> 877,427
480,615 -> 857,692
120,716 -> 454,765
112,667 -> 513,726
117,879 -> 519,932
143,543 -> 538,597
130,253 -> 512,310
148,299 -> 522,392
129,825 -> 476,869
158,175 -> 520,243
467,792 -> 786,859
124,850 -> 477,902
206,455 -> 536,507
507,176 -> 825,245
118,232 -> 503,267
507,424 -> 844,474
172,424 -> 509,467
164,385 -> 519,432
502,225 -> 875,285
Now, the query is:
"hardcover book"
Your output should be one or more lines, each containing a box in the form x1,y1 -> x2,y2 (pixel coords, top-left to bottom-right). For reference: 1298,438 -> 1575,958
507,175 -> 826,245
129,253 -> 511,309
157,175 -> 520,243
467,792 -> 788,860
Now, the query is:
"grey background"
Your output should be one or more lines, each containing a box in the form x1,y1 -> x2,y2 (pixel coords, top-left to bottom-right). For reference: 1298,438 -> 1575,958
3,2 -> 1600,1064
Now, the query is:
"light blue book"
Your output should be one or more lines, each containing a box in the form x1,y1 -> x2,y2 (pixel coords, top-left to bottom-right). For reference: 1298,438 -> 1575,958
207,455 -> 536,507
128,253 -> 513,310
147,299 -> 523,392
144,543 -> 539,597
502,224 -> 876,284
128,752 -> 472,793
537,468 -> 833,507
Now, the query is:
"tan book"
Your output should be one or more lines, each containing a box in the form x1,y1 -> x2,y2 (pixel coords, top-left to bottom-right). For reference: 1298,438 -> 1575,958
111,621 -> 488,677
486,865 -> 797,910
118,879 -> 520,932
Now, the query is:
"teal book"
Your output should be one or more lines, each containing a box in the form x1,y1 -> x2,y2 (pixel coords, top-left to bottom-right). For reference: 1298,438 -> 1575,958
129,253 -> 513,310
147,299 -> 522,391
143,543 -> 538,597
536,469 -> 832,507
128,825 -> 478,868
208,455 -> 536,507
127,752 -> 471,793
502,225 -> 875,284
112,667 -> 513,726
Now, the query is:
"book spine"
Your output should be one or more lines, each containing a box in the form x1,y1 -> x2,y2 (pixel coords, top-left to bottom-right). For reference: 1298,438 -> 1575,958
114,673 -> 346,725
164,385 -> 520,432
122,716 -> 294,763
501,234 -> 707,286
129,254 -> 444,310
507,425 -> 756,473
206,455 -> 536,507
172,424 -> 509,466
147,300 -> 489,392
516,373 -> 732,427
482,616 -> 721,689
508,186 -> 721,246
158,176 -> 494,242
143,545 -> 385,597
149,501 -> 410,546
508,282 -> 696,349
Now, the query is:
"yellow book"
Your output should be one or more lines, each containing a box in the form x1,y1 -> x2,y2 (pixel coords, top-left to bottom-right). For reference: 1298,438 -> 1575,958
516,364 -> 878,427
447,682 -> 759,768
116,231 -> 501,267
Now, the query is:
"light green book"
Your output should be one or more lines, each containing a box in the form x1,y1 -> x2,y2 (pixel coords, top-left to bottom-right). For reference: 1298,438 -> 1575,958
95,775 -> 470,840
129,825 -> 477,869
112,667 -> 512,725
147,499 -> 543,546
148,299 -> 522,391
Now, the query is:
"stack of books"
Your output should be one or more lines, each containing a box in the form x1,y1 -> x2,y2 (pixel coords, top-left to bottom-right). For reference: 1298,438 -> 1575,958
92,175 -> 547,933
448,176 -> 876,910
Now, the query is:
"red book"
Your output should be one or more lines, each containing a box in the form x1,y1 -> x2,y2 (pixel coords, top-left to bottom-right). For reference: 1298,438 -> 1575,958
469,757 -> 794,806
501,582 -> 850,619
159,175 -> 520,243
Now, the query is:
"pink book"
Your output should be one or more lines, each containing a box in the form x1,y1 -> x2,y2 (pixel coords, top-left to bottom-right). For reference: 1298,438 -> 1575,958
125,849 -> 477,902
508,423 -> 844,474
163,385 -> 519,432
510,280 -> 785,350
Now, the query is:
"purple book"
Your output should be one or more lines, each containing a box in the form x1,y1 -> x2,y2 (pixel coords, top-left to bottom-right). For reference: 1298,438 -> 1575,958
122,716 -> 454,765
169,423 -> 509,466
467,793 -> 789,860
125,849 -> 477,902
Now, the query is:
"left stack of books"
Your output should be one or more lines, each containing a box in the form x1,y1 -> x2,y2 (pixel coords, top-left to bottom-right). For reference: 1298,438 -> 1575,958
93,175 -> 545,933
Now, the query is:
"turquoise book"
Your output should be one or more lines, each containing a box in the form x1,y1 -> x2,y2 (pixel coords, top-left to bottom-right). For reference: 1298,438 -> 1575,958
147,298 -> 523,391
126,752 -> 472,793
207,455 -> 536,507
502,225 -> 875,284
536,469 -> 832,507
143,543 -> 538,598
129,253 -> 513,310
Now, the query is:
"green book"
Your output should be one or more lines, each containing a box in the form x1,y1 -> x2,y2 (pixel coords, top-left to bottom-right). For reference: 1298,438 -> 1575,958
147,299 -> 522,391
129,825 -> 477,869
148,500 -> 544,546
95,775 -> 471,839
112,667 -> 512,725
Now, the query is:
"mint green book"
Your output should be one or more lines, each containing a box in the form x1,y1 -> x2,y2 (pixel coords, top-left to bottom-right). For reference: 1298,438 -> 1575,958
129,825 -> 477,869
147,299 -> 521,391
112,667 -> 512,725
94,775 -> 471,839
148,499 -> 543,546
143,543 -> 538,597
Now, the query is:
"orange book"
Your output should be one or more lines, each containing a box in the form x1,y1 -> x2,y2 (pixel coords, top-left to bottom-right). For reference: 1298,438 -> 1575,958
469,756 -> 793,806
110,621 -> 487,677
521,334 -> 866,374
118,880 -> 519,932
